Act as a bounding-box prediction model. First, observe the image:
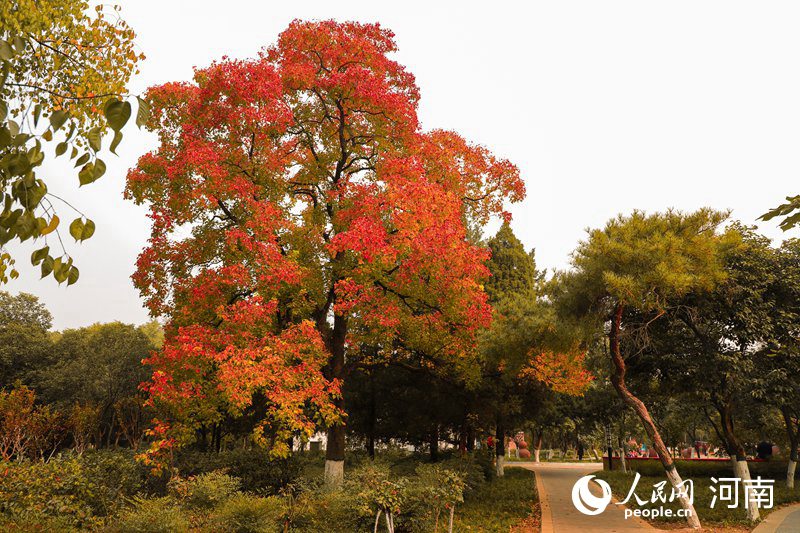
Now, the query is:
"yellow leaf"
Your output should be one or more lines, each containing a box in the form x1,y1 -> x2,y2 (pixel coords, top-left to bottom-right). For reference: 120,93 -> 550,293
41,214 -> 59,235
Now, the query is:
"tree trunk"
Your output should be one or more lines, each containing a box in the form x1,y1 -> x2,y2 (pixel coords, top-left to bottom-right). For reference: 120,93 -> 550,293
429,425 -> 439,462
534,430 -> 543,463
495,418 -> 505,477
466,424 -> 475,452
324,313 -> 348,487
608,304 -> 701,529
718,403 -> 760,522
781,406 -> 799,489
367,369 -> 376,460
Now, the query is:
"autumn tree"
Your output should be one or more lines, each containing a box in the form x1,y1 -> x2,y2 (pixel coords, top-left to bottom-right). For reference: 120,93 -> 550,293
479,223 -> 591,476
558,209 -> 739,530
0,1 -> 145,284
126,20 -> 523,484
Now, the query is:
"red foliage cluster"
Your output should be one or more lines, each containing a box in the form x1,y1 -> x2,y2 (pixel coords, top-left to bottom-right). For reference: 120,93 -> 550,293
127,20 -> 526,468
524,350 -> 594,396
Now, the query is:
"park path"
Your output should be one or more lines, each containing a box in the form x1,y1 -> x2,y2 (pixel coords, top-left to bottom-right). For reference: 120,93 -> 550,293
513,462 -> 655,533
753,502 -> 800,533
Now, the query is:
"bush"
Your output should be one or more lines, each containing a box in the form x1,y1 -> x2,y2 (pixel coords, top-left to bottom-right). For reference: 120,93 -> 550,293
113,497 -> 190,533
207,493 -> 281,533
439,454 -> 488,494
0,450 -> 147,527
405,464 -> 465,532
168,471 -> 241,510
300,488 -> 360,533
176,450 -> 302,495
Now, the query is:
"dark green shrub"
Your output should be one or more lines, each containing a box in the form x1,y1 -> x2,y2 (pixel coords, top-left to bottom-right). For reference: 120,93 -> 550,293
113,497 -> 189,533
300,488 -> 360,532
207,494 -> 281,533
439,454 -> 488,493
626,458 -> 790,479
168,471 -> 241,510
176,450 -> 302,494
0,450 -> 147,527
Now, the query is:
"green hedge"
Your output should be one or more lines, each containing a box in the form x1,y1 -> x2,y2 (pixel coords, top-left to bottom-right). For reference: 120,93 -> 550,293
622,458 -> 795,479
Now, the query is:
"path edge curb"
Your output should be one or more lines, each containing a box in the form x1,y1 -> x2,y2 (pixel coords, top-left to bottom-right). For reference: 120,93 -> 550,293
533,465 -> 554,533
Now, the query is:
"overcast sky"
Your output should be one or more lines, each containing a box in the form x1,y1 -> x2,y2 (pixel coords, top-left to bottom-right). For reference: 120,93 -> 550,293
6,1 -> 799,330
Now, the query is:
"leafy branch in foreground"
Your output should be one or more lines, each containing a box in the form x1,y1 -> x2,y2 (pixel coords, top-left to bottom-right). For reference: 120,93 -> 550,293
0,1 -> 147,284
760,194 -> 800,231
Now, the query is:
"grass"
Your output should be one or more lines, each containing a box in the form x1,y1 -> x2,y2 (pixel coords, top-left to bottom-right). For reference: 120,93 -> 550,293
595,469 -> 800,527
454,468 -> 538,532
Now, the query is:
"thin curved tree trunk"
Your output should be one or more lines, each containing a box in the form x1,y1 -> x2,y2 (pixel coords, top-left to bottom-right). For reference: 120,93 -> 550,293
608,304 -> 701,529
448,505 -> 455,533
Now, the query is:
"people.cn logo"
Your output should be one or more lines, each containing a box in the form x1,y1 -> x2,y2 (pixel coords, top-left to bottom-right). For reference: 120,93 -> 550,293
571,475 -> 613,515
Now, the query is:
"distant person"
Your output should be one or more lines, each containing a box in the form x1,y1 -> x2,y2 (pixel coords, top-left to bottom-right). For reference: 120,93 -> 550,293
756,441 -> 774,460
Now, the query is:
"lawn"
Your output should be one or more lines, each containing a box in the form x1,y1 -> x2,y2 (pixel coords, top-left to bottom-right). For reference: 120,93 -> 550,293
595,468 -> 800,528
455,468 -> 539,532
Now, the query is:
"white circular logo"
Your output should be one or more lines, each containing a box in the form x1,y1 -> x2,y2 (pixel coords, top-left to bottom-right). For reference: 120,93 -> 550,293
571,475 -> 613,515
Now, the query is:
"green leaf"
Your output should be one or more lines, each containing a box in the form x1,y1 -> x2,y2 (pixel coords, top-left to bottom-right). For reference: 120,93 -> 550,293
87,127 -> 102,152
69,218 -> 84,241
55,141 -> 68,157
104,99 -> 131,131
78,159 -> 105,186
0,40 -> 13,60
31,246 -> 49,266
68,218 -> 95,241
136,96 -> 151,128
110,130 -> 123,155
53,257 -> 69,284
33,104 -> 41,127
82,219 -> 95,240
40,256 -> 53,278
0,100 -> 7,122
67,265 -> 79,286
50,110 -> 69,132
93,158 -> 106,180
74,153 -> 90,167
78,162 -> 96,185
12,36 -> 26,53
70,146 -> 78,160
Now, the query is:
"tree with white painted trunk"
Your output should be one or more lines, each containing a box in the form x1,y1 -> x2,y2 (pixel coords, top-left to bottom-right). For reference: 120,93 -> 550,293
557,209 -> 741,530
647,226 -> 792,520
755,239 -> 800,489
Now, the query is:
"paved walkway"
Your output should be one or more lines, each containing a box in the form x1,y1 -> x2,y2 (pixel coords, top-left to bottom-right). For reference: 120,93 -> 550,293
753,503 -> 800,533
513,462 -> 654,533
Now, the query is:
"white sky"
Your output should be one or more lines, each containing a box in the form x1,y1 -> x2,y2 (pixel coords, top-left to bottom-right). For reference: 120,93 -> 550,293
6,1 -> 799,330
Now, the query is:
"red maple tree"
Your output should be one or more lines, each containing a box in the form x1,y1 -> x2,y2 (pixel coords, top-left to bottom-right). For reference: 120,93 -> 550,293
127,20 -> 524,479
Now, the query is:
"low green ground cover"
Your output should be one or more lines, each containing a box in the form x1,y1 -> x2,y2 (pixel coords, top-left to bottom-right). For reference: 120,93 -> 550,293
0,449 -> 538,532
